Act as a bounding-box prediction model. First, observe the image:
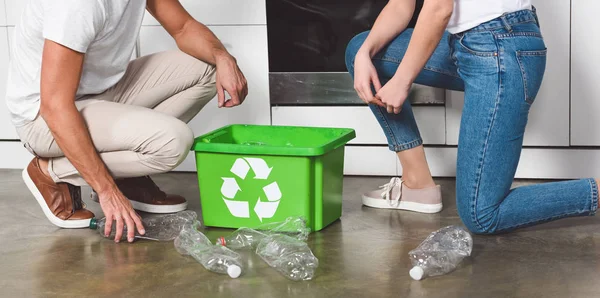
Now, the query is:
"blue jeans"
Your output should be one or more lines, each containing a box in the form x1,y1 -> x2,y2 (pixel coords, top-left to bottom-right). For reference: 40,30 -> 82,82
345,9 -> 598,234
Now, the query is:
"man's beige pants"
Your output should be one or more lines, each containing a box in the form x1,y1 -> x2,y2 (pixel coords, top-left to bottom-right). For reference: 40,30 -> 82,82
16,50 -> 217,186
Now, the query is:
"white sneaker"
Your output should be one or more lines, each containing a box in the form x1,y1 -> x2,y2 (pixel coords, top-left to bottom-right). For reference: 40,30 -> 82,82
361,177 -> 443,213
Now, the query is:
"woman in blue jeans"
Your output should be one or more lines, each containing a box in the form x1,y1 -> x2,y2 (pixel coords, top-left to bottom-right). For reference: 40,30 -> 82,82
345,0 -> 599,234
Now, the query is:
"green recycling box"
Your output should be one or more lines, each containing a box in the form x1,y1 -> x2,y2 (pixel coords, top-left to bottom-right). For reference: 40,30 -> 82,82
193,124 -> 356,232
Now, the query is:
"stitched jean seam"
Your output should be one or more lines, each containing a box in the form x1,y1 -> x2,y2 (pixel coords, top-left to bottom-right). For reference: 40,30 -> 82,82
466,20 -> 536,33
496,211 -> 589,233
373,57 -> 461,79
589,178 -> 598,215
390,139 -> 423,152
373,105 -> 401,149
515,51 -> 531,104
471,47 -> 503,232
493,179 -> 598,233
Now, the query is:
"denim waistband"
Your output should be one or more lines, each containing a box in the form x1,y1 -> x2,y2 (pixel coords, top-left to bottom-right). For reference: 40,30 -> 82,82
467,7 -> 539,32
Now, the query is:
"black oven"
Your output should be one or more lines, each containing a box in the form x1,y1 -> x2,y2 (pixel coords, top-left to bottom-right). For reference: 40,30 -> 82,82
267,0 -> 423,72
266,0 -> 443,106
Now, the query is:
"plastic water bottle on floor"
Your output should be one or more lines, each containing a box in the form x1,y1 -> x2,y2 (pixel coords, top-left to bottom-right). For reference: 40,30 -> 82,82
216,227 -> 268,249
255,234 -> 319,281
216,216 -> 311,249
89,210 -> 198,241
408,225 -> 473,281
175,221 -> 243,278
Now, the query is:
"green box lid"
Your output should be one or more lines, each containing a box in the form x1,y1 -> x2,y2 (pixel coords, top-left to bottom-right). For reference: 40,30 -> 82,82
193,125 -> 356,157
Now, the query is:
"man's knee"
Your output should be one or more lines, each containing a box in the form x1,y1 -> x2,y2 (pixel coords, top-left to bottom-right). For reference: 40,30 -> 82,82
345,31 -> 370,74
153,119 -> 194,171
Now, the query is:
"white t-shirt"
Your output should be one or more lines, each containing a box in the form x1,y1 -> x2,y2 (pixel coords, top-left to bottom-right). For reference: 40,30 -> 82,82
5,0 -> 147,126
447,0 -> 533,34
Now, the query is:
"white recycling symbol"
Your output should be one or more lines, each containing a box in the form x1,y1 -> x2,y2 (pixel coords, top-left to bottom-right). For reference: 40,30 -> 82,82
220,158 -> 282,222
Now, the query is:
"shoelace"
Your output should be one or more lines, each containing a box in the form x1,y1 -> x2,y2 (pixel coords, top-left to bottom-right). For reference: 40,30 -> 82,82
379,177 -> 403,207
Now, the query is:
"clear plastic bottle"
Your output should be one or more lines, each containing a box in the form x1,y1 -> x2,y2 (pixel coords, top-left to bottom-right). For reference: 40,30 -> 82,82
216,216 -> 311,249
255,234 -> 319,281
89,210 -> 197,241
408,225 -> 473,281
175,221 -> 243,278
216,227 -> 268,249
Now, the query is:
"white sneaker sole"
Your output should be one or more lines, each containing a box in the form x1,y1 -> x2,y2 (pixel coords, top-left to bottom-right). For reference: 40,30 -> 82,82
22,168 -> 91,228
90,192 -> 188,214
361,195 -> 443,214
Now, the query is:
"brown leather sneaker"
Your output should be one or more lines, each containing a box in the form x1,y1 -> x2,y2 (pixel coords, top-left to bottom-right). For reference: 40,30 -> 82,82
91,176 -> 187,214
22,158 -> 94,228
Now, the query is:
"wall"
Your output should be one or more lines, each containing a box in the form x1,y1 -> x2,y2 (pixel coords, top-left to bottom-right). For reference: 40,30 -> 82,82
0,0 -> 270,171
2,1 -> 600,179
270,0 -> 600,179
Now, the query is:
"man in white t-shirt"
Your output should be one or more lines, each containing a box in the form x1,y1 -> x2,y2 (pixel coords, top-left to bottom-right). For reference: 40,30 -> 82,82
6,0 -> 248,242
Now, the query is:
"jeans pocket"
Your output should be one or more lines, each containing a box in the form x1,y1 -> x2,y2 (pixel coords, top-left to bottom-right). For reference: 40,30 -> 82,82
458,32 -> 498,57
516,49 -> 547,104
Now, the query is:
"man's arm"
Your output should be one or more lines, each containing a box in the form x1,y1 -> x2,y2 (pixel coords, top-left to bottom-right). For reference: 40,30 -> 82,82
146,0 -> 247,108
40,40 -> 144,242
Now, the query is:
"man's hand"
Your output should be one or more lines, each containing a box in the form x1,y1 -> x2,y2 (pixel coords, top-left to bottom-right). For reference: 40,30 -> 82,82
215,54 -> 248,108
376,75 -> 412,114
146,0 -> 249,108
40,39 -> 146,243
353,50 -> 384,107
98,187 -> 145,243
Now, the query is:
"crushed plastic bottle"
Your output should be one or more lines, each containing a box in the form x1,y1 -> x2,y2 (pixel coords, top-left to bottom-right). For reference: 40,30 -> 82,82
255,234 -> 319,281
408,225 -> 473,281
89,210 -> 198,241
216,216 -> 311,249
216,227 -> 268,250
175,221 -> 243,278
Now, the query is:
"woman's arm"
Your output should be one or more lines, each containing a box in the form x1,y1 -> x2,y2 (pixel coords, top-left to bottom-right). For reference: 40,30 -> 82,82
375,0 -> 454,114
353,0 -> 416,106
357,0 -> 417,58
394,0 -> 453,85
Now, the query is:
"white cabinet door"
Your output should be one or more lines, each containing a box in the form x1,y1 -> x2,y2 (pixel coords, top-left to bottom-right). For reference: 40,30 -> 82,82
143,0 -> 266,26
0,0 -> 6,26
344,146 -> 398,176
139,25 -> 270,137
4,0 -> 24,26
571,0 -> 600,145
0,27 -> 17,139
446,0 -> 570,146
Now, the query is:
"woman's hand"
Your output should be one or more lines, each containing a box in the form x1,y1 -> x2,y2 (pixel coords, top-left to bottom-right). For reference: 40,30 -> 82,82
376,75 -> 412,114
353,51 -> 384,107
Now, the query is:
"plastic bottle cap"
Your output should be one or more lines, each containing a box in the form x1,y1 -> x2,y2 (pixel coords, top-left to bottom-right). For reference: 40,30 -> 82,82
227,265 -> 242,278
410,266 -> 424,281
217,237 -> 226,246
89,218 -> 98,230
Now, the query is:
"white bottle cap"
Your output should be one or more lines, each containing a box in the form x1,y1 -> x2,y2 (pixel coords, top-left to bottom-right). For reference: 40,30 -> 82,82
409,266 -> 425,281
227,265 -> 242,278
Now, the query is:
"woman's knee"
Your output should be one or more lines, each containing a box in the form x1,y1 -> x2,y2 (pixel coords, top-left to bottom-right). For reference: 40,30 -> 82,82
345,31 -> 370,73
456,191 -> 502,235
